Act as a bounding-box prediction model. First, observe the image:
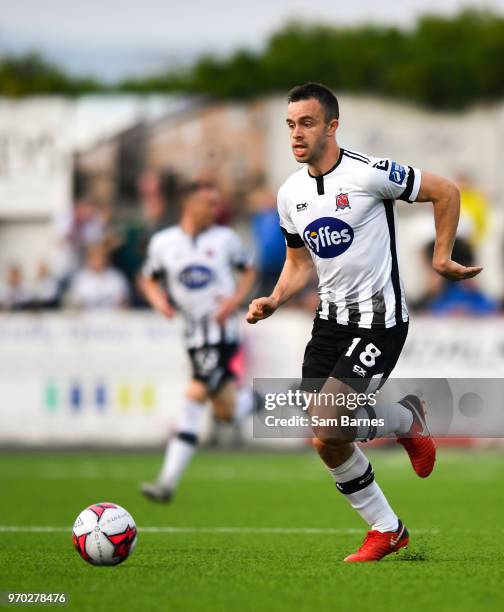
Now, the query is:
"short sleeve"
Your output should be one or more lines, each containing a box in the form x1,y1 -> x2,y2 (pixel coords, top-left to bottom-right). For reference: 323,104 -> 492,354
367,159 -> 422,203
277,187 -> 305,248
142,236 -> 164,278
226,230 -> 254,270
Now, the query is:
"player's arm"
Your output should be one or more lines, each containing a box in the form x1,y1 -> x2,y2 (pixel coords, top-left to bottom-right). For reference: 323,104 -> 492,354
215,265 -> 257,325
140,235 -> 176,318
139,274 -> 175,319
416,172 -> 483,281
246,246 -> 313,324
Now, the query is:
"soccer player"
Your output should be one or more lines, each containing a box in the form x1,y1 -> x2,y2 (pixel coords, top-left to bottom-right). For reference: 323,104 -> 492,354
246,83 -> 482,562
141,181 -> 257,502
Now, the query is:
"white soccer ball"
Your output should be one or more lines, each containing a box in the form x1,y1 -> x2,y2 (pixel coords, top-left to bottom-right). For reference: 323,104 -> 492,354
72,502 -> 137,565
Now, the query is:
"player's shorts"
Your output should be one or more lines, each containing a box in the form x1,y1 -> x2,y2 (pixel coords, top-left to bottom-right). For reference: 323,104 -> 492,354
301,318 -> 409,393
188,342 -> 240,394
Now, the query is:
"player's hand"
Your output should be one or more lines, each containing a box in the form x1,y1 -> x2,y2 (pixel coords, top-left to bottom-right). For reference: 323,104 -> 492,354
246,297 -> 279,324
151,295 -> 176,319
215,297 -> 239,325
432,258 -> 483,281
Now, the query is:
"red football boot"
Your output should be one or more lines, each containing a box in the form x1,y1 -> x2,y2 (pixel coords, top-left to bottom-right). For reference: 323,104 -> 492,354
396,394 -> 436,478
344,520 -> 409,562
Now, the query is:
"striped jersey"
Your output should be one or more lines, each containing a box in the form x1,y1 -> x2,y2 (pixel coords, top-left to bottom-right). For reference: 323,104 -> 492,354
278,148 -> 422,328
143,225 -> 252,348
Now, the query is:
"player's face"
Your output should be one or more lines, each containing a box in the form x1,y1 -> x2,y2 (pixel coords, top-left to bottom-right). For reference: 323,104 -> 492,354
286,99 -> 335,164
188,188 -> 219,228
87,247 -> 107,272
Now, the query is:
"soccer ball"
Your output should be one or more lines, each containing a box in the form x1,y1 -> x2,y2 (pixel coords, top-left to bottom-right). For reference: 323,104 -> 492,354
72,502 -> 137,566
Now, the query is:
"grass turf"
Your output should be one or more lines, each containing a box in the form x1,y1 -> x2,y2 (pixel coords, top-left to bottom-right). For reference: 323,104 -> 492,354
1,449 -> 503,611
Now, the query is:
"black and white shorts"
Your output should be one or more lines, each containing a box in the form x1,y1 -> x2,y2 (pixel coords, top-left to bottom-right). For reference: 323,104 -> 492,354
188,342 -> 240,394
301,317 -> 408,393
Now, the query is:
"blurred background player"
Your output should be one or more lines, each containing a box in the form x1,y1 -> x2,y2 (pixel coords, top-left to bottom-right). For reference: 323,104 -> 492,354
247,83 -> 482,562
140,181 -> 257,502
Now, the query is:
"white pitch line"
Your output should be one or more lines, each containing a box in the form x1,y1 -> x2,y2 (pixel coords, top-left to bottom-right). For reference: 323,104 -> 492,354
0,526 -> 440,535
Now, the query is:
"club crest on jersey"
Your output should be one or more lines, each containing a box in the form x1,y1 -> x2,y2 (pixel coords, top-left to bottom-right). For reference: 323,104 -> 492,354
303,217 -> 354,259
336,193 -> 351,211
389,161 -> 406,185
178,265 -> 214,289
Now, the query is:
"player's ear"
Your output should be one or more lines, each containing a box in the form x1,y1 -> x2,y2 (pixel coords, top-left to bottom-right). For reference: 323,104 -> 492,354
327,118 -> 339,136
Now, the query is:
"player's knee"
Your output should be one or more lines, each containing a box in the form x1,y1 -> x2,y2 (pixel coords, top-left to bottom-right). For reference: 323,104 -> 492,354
212,405 -> 233,422
211,400 -> 234,422
209,380 -> 235,422
312,437 -> 355,469
312,436 -> 348,453
185,380 -> 208,403
311,427 -> 348,448
311,414 -> 355,446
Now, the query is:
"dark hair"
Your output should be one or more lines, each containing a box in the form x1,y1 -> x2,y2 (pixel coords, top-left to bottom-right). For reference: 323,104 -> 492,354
178,180 -> 216,202
287,82 -> 339,122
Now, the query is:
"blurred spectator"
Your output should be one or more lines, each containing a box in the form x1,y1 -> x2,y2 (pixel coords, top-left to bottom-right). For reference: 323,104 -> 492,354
248,187 -> 285,296
455,172 -> 490,247
413,238 -> 498,316
54,199 -> 107,282
66,244 -> 129,309
0,265 -> 32,310
30,262 -> 60,309
111,169 -> 170,306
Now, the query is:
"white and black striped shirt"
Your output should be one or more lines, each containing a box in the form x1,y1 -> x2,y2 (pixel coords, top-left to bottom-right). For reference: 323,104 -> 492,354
278,148 -> 422,329
143,225 -> 253,348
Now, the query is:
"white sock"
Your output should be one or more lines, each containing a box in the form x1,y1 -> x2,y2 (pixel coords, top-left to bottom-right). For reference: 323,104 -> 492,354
327,446 -> 398,532
159,399 -> 205,489
233,388 -> 255,424
354,402 -> 413,440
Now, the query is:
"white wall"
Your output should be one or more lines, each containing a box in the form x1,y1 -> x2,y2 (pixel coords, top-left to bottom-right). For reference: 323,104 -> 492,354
0,98 -> 74,219
0,220 -> 56,280
1,311 -> 502,446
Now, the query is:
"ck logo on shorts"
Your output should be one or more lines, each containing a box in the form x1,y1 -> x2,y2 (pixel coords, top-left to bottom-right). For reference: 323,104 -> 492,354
303,217 -> 354,258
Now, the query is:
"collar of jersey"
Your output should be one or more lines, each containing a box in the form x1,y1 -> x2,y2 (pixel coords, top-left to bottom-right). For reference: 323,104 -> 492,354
178,224 -> 212,240
307,147 -> 344,179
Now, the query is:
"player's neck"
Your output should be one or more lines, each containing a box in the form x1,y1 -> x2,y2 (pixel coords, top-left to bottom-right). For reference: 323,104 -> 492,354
179,216 -> 207,236
307,143 -> 341,177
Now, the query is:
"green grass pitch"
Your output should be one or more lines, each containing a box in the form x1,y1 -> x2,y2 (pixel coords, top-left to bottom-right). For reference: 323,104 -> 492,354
1,448 -> 503,611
